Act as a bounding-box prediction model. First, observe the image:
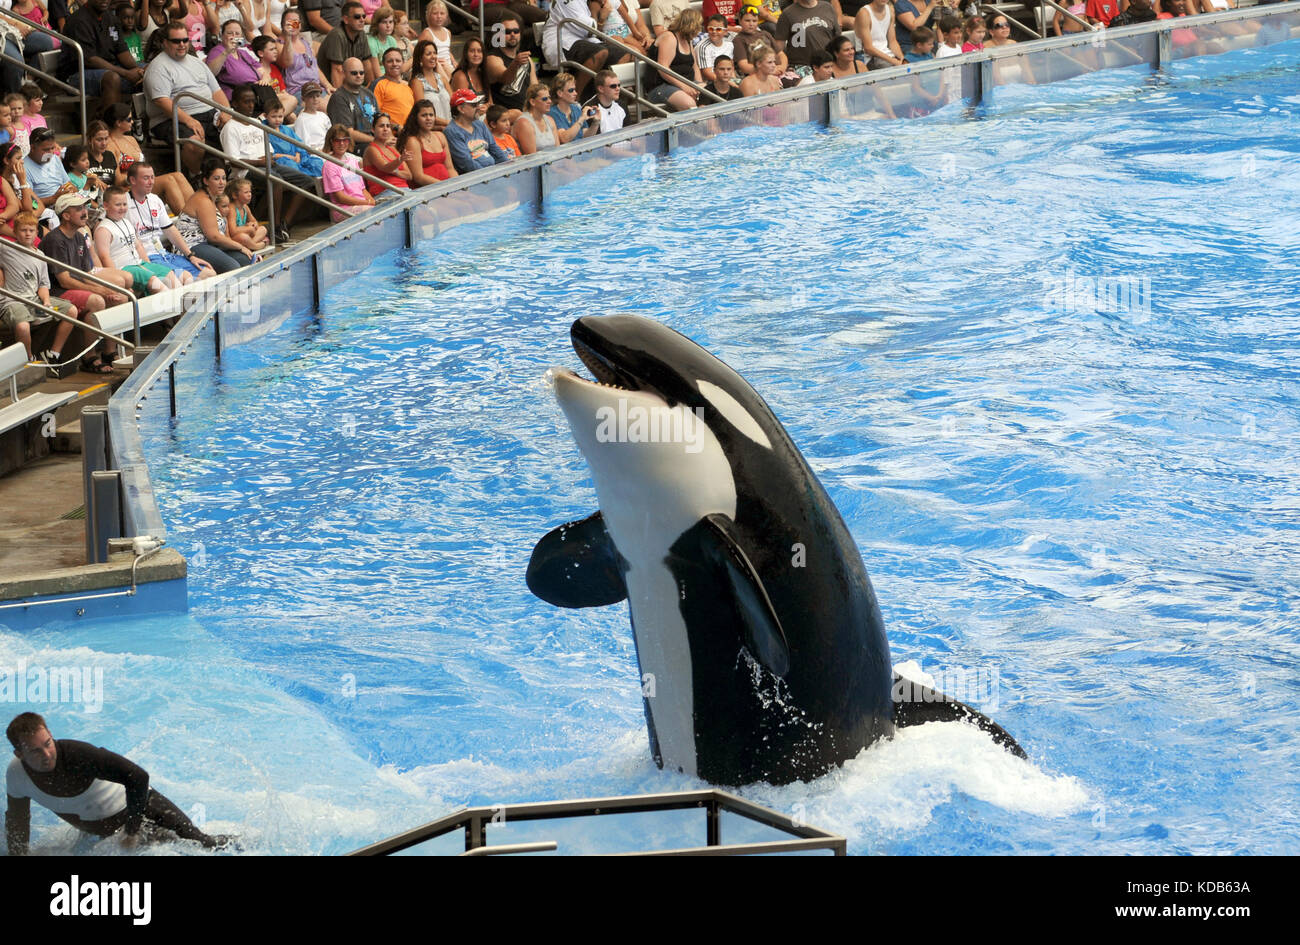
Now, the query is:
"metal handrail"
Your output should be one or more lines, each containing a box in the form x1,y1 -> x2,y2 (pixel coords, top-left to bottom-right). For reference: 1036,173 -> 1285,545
0,284 -> 136,353
982,4 -> 1043,39
552,17 -> 728,107
0,238 -> 141,348
440,0 -> 481,28
348,790 -> 847,855
171,92 -> 403,247
563,56 -> 671,123
1040,0 -> 1096,34
0,8 -> 87,140
432,0 -> 483,59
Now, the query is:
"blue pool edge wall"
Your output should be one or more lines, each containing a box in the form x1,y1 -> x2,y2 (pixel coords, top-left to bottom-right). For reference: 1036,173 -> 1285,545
45,3 -> 1295,628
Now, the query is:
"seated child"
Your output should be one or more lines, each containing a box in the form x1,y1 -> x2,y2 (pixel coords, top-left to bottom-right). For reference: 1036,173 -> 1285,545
936,16 -> 964,57
0,212 -> 79,360
487,105 -> 519,159
961,15 -> 987,52
93,187 -> 179,297
18,84 -> 48,137
5,94 -> 29,157
225,178 -> 269,254
905,27 -> 936,62
266,102 -> 323,177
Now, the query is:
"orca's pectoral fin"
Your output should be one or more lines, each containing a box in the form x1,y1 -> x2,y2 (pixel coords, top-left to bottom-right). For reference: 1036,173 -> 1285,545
892,673 -> 1027,759
701,513 -> 791,677
527,511 -> 628,608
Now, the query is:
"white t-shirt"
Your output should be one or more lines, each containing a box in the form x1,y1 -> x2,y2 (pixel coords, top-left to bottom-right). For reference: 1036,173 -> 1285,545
221,118 -> 268,178
295,109 -> 331,152
597,100 -> 626,134
936,42 -> 962,58
128,192 -> 172,257
695,38 -> 734,72
97,217 -> 145,270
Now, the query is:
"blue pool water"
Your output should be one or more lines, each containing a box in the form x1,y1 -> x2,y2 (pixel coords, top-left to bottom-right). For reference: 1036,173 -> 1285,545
5,39 -> 1300,855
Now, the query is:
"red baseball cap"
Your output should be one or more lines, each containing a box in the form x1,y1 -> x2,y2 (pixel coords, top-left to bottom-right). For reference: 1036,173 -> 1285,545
449,89 -> 485,108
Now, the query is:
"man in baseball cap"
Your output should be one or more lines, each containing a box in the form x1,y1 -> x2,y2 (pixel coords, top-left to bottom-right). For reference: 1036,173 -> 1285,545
36,193 -> 129,374
445,89 -> 510,174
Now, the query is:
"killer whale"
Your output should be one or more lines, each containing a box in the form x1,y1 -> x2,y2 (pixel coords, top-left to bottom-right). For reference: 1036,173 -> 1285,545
528,315 -> 1025,786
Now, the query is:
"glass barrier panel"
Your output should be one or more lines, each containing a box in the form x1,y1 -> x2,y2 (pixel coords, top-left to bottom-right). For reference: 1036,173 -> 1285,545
317,212 -> 405,293
545,133 -> 658,193
998,30 -> 1158,96
1170,13 -> 1295,62
221,257 -> 315,350
430,170 -> 539,239
838,67 -> 959,122
677,95 -> 821,149
409,199 -> 440,244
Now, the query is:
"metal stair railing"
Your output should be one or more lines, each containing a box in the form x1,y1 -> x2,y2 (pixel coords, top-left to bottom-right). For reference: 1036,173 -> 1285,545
0,9 -> 88,140
982,4 -> 1045,38
171,92 -> 404,248
438,0 -> 484,51
552,17 -> 719,116
0,239 -> 141,349
0,284 -> 136,365
1040,0 -> 1097,34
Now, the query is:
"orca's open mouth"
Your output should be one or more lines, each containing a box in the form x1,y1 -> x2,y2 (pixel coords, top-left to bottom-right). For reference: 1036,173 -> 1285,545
572,334 -> 641,393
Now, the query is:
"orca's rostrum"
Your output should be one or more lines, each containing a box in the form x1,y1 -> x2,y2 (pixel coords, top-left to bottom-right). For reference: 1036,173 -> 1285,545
528,315 -> 1025,786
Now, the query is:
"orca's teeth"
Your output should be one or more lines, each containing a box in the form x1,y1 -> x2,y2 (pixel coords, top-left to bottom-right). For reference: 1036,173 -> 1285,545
573,337 -> 639,392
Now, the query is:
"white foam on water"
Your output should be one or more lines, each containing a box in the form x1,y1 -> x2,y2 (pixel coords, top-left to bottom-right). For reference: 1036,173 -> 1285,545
741,722 -> 1091,843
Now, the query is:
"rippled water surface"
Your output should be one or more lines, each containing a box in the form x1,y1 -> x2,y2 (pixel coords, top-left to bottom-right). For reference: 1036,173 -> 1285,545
6,39 -> 1300,855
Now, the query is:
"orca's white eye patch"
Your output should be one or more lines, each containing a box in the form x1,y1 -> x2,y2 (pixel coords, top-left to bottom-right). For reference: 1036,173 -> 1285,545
696,380 -> 772,450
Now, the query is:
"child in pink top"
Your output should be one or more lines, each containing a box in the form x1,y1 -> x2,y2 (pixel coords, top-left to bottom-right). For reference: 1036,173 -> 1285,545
961,15 -> 987,52
5,95 -> 30,158
18,84 -> 49,137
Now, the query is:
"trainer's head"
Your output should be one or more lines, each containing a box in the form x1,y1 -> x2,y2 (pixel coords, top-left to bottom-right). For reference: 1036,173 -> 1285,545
7,712 -> 57,772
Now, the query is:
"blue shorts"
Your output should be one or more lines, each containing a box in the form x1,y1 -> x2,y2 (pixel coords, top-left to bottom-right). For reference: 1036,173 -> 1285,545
149,252 -> 201,277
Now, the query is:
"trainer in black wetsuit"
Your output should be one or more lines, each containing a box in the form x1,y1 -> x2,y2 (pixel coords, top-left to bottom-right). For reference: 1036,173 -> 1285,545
5,716 -> 226,855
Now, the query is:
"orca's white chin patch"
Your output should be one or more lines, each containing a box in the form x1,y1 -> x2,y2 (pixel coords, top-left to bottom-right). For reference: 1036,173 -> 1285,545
548,366 -> 737,534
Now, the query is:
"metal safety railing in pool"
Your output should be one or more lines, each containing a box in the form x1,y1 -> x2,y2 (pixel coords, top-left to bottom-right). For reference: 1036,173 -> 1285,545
99,3 -> 1300,554
347,789 -> 847,855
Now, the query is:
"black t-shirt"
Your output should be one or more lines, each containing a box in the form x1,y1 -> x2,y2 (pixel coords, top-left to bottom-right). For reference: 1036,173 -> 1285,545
88,150 -> 118,188
39,227 -> 94,290
487,52 -> 531,111
60,7 -> 130,78
709,84 -> 745,101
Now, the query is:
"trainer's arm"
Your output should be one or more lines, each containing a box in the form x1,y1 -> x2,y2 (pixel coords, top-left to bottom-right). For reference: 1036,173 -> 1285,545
5,794 -> 30,856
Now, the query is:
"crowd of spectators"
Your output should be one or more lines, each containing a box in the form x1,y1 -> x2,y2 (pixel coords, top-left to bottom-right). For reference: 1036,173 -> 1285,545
0,0 -> 1260,374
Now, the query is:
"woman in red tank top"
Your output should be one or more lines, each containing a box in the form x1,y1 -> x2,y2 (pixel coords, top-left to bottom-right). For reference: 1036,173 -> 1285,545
399,100 -> 459,188
362,113 -> 412,197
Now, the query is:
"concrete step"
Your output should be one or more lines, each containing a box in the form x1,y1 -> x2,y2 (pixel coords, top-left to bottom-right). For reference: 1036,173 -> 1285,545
52,418 -> 81,454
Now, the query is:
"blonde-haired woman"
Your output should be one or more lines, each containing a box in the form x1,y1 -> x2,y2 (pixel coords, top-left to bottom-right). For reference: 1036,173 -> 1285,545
739,43 -> 782,97
651,8 -> 704,111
